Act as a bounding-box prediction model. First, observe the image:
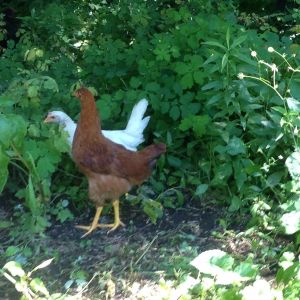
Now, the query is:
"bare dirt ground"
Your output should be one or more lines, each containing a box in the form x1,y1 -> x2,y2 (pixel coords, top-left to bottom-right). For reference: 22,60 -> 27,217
0,198 -> 250,299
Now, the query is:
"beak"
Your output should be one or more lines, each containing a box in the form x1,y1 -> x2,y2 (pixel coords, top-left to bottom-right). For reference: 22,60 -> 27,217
44,115 -> 52,123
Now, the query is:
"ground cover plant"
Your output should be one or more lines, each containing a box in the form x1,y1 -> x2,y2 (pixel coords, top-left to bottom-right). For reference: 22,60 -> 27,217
0,0 -> 299,299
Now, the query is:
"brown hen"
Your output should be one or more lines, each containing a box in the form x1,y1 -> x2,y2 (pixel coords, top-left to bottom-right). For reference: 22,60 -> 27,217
72,87 -> 166,237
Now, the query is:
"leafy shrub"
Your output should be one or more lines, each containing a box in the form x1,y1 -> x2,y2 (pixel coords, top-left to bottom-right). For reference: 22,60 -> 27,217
0,0 -> 299,243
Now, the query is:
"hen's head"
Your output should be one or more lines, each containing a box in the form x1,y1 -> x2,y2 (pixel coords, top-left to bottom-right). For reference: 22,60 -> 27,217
44,111 -> 69,124
73,87 -> 93,101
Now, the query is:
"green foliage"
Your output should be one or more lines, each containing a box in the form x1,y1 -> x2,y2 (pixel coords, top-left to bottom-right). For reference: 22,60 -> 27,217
1,258 -> 71,299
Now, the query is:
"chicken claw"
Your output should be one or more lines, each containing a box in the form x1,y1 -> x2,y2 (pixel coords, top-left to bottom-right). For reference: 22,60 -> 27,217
107,199 -> 125,234
76,206 -> 103,238
75,200 -> 125,238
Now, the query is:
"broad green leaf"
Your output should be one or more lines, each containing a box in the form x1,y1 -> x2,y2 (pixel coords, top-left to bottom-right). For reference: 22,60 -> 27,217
5,246 -> 20,257
226,137 -> 246,156
167,155 -> 182,168
43,76 -> 59,92
179,115 -> 210,137
180,103 -> 201,118
233,160 -> 247,191
202,41 -> 226,51
201,80 -> 222,91
0,220 -> 12,228
193,71 -> 204,84
190,55 -> 203,68
226,27 -> 230,49
179,117 -> 193,131
145,82 -> 160,92
0,114 -> 27,148
221,53 -> 228,72
130,77 -> 141,88
96,100 -> 111,121
212,163 -> 232,186
174,62 -> 190,75
211,254 -> 235,271
25,176 -> 39,215
192,115 -> 211,137
57,208 -> 73,222
143,199 -> 163,224
271,106 -> 286,115
180,72 -> 194,89
195,184 -> 208,196
169,105 -> 180,120
3,261 -> 25,277
27,86 -> 39,98
266,172 -> 284,188
234,262 -> 258,278
0,148 -> 9,192
229,196 -> 241,212
0,96 -> 14,108
30,278 -> 50,296
231,35 -> 247,49
160,101 -> 170,114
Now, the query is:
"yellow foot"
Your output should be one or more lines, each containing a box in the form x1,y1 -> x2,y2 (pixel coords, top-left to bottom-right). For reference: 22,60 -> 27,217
75,199 -> 124,238
75,206 -> 103,238
107,220 -> 125,234
75,224 -> 98,238
75,220 -> 125,237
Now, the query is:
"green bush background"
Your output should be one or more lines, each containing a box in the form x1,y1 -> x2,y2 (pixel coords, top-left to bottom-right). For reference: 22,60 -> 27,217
0,0 -> 300,237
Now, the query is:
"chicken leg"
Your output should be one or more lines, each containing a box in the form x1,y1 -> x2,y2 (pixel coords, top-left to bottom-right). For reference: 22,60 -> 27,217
76,200 -> 125,238
108,199 -> 125,233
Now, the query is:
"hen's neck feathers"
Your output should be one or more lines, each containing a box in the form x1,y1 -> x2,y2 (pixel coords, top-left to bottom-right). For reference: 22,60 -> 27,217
78,93 -> 102,137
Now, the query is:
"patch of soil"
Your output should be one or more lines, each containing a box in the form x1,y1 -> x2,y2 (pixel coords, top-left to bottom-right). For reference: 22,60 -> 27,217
0,198 -> 224,299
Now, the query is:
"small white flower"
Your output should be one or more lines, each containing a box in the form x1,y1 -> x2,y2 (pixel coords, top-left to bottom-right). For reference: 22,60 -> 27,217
274,84 -> 279,89
292,53 -> 296,57
251,51 -> 257,57
278,155 -> 283,160
268,47 -> 275,53
238,73 -> 245,79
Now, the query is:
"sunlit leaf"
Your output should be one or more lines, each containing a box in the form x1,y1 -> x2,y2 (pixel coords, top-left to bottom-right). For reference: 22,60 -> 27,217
3,261 -> 25,277
280,211 -> 300,234
286,97 -> 300,112
30,278 -> 50,296
190,249 -> 250,285
286,151 -> 300,179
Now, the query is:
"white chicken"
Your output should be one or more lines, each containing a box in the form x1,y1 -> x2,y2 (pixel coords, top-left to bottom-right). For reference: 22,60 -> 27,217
44,98 -> 150,151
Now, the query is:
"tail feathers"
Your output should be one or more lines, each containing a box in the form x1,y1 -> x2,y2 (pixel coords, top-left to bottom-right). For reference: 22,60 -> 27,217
142,143 -> 166,168
125,99 -> 150,136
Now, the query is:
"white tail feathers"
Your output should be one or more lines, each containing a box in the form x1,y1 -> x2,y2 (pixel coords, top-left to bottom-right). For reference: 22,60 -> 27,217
125,99 -> 150,137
